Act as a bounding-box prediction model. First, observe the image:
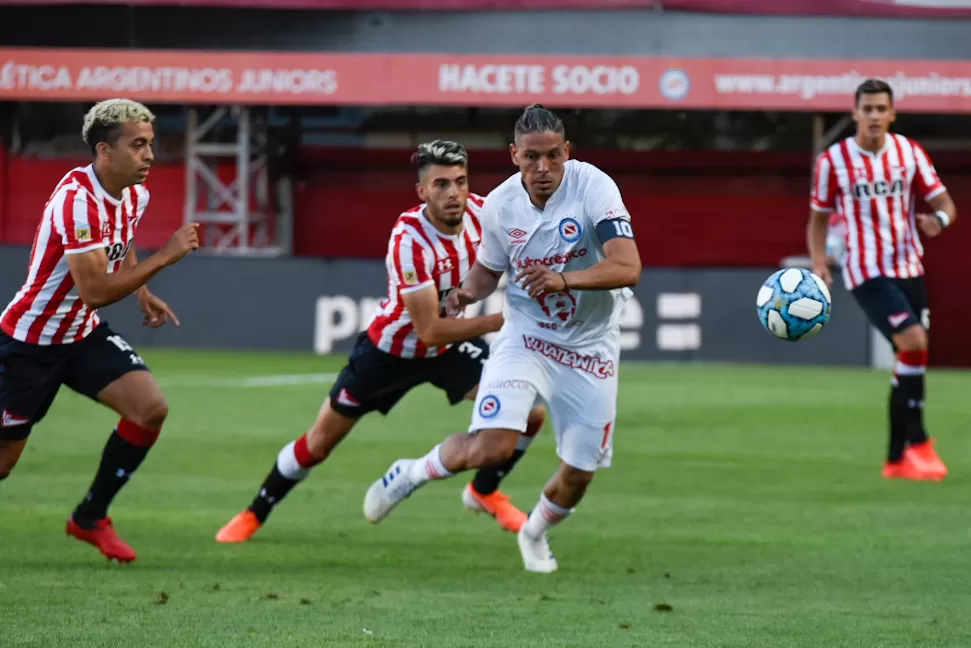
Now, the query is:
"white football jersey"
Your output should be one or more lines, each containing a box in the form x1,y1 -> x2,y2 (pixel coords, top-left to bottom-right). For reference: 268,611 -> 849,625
477,159 -> 634,348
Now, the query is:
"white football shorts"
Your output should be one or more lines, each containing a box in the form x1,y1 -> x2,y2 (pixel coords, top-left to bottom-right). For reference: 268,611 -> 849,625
469,330 -> 619,472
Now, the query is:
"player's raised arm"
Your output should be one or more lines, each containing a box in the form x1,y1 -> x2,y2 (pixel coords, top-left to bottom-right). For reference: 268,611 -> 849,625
557,228 -> 641,291
67,218 -> 199,310
531,174 -> 640,294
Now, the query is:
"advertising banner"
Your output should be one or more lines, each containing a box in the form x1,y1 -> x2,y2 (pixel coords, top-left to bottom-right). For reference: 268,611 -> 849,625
1,47 -> 970,112
0,249 -> 869,367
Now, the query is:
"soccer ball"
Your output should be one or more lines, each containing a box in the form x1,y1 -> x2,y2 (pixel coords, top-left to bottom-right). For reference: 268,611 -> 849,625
756,268 -> 832,341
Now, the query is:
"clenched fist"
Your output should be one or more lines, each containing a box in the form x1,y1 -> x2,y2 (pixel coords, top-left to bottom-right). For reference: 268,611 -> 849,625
162,223 -> 200,265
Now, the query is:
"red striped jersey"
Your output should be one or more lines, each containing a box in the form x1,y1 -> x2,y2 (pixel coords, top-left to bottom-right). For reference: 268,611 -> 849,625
1,165 -> 148,345
366,193 -> 484,358
811,134 -> 946,289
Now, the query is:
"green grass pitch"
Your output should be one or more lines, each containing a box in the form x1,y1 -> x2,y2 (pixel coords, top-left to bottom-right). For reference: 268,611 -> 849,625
2,348 -> 970,647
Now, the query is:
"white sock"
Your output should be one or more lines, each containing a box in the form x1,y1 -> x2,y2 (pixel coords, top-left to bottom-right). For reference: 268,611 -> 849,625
276,441 -> 310,481
522,493 -> 572,539
409,443 -> 454,484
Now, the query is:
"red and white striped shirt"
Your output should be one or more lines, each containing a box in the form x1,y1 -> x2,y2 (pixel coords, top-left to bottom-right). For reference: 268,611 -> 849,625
811,134 -> 946,289
1,165 -> 149,345
366,194 -> 484,358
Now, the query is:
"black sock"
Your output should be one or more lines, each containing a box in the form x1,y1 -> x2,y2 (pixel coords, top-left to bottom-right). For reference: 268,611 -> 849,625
248,464 -> 301,523
888,379 -> 912,462
73,430 -> 152,528
472,449 -> 525,496
897,374 -> 928,446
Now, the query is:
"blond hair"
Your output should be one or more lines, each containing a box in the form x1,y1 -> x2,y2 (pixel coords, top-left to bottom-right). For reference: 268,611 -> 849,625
82,98 -> 156,154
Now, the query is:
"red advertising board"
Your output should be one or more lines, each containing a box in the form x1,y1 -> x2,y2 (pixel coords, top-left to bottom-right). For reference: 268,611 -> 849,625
1,0 -> 970,14
2,47 -> 971,112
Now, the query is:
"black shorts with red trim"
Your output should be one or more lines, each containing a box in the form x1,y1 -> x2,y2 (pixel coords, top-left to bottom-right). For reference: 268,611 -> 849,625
0,322 -> 149,441
327,332 -> 488,418
851,276 -> 929,345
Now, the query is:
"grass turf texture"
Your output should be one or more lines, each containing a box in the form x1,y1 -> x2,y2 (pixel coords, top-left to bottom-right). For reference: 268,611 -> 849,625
2,348 -> 970,647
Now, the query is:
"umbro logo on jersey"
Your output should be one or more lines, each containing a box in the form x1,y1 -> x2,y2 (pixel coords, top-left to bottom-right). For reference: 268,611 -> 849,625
1,410 -> 30,427
508,228 -> 528,245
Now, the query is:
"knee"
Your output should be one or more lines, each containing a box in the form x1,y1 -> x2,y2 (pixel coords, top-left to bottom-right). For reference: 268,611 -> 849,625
131,396 -> 169,431
305,401 -> 356,460
895,325 -> 928,353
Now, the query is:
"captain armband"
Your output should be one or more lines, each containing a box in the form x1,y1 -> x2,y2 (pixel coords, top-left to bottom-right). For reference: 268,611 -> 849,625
595,218 -> 636,242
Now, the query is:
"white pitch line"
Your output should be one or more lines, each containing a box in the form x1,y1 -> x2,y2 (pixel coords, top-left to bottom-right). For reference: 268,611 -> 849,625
158,373 -> 339,388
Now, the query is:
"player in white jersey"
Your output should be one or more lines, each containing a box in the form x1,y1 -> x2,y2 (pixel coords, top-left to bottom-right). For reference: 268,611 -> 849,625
0,99 -> 199,562
808,79 -> 957,481
363,105 -> 642,573
216,141 -> 546,545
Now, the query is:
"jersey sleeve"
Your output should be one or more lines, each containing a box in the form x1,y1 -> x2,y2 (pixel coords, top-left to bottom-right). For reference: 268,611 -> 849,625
58,188 -> 104,255
475,197 -> 509,273
810,152 -> 838,213
132,184 -> 151,228
390,227 -> 436,295
584,167 -> 636,244
912,142 -> 947,202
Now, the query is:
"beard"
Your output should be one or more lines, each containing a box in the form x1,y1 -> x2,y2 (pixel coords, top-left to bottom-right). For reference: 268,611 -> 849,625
439,212 -> 464,226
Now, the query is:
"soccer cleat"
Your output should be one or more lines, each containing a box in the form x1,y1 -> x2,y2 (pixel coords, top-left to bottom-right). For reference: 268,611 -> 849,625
215,510 -> 263,544
517,527 -> 558,573
66,516 -> 137,563
363,459 -> 420,524
881,456 -> 942,482
904,438 -> 948,479
462,482 -> 528,533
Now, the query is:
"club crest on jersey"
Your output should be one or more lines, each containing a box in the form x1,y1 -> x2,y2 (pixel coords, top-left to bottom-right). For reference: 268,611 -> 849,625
478,395 -> 501,419
558,218 -> 582,243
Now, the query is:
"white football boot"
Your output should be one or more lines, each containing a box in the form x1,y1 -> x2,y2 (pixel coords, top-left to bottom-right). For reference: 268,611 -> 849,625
517,526 -> 558,573
363,459 -> 420,523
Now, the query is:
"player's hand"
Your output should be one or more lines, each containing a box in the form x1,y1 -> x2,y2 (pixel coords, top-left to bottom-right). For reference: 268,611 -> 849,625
445,288 -> 476,317
811,261 -> 833,288
162,223 -> 200,265
515,265 -> 567,298
916,213 -> 944,238
138,290 -> 179,328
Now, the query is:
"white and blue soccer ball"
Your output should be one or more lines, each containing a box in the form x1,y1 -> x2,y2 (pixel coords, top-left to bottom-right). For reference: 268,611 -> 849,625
756,268 -> 832,341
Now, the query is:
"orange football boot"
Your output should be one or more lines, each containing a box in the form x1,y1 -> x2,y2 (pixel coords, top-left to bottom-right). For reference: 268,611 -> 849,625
881,453 -> 943,482
462,482 -> 528,532
66,516 -> 137,563
904,438 -> 948,479
215,510 -> 262,543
